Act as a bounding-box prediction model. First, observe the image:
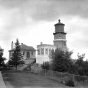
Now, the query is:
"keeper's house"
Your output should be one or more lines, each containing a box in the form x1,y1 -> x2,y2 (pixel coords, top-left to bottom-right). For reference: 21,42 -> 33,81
9,41 -> 36,60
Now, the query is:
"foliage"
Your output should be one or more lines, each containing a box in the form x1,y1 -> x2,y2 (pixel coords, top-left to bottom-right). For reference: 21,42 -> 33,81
41,61 -> 50,70
65,79 -> 75,87
74,53 -> 85,75
50,48 -> 73,72
75,53 -> 85,67
8,39 -> 24,70
0,50 -> 6,70
50,48 -> 88,76
75,75 -> 87,82
74,53 -> 88,76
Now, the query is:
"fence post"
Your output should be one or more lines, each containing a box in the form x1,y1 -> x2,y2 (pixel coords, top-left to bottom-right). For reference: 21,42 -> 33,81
52,70 -> 53,78
61,72 -> 62,83
45,69 -> 46,77
73,74 -> 75,82
39,69 -> 40,75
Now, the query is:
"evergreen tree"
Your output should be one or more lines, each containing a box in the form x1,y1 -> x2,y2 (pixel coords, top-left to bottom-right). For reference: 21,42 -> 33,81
50,48 -> 73,72
0,50 -> 5,70
9,39 -> 24,70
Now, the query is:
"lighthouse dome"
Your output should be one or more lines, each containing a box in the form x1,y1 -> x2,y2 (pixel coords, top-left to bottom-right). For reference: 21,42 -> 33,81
54,19 -> 65,33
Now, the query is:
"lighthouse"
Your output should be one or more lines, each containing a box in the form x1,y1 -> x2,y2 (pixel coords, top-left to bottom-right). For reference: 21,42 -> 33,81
53,19 -> 67,51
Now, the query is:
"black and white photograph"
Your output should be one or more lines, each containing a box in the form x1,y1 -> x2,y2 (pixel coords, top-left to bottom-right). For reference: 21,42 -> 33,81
0,0 -> 88,88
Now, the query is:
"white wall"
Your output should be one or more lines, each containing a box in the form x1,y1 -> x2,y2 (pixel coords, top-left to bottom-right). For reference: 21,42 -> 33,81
36,45 -> 56,64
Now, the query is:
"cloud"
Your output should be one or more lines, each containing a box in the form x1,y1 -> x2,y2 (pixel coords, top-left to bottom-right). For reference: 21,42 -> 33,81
64,17 -> 88,49
0,6 -> 34,45
32,0 -> 88,21
0,0 -> 88,22
0,0 -> 88,60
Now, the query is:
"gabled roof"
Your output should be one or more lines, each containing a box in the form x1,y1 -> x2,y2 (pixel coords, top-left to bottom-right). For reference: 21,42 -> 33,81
20,44 -> 36,51
9,44 -> 36,52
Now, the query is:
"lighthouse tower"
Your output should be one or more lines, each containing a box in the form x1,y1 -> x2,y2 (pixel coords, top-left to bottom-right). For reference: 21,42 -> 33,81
53,19 -> 67,51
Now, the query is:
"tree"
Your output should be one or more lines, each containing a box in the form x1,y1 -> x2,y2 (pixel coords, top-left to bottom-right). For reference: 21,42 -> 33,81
50,48 -> 73,73
82,61 -> 88,76
75,53 -> 85,67
9,39 -> 24,70
41,61 -> 50,70
74,53 -> 88,76
0,50 -> 6,70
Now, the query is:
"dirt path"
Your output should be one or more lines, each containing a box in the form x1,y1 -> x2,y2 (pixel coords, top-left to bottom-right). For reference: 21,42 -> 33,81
0,71 -> 6,88
2,71 -> 67,88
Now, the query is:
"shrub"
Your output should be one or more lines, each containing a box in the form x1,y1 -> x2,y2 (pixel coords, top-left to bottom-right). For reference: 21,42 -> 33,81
75,75 -> 87,82
65,79 -> 75,87
41,61 -> 50,70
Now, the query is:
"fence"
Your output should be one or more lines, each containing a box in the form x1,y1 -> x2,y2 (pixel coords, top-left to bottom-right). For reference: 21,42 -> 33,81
31,68 -> 88,85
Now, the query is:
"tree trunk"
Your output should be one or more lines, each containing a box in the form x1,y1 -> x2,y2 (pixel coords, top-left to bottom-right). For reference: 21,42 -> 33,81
15,65 -> 17,70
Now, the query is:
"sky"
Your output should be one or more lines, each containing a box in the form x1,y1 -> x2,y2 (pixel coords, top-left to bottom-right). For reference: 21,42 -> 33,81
0,0 -> 88,61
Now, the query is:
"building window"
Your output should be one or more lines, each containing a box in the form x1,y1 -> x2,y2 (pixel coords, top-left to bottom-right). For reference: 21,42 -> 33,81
52,49 -> 54,52
38,49 -> 40,55
64,42 -> 66,46
41,48 -> 44,55
27,52 -> 30,58
58,33 -> 61,38
11,52 -> 14,56
49,49 -> 51,53
31,52 -> 33,55
45,48 -> 48,55
23,51 -> 25,55
10,52 -> 12,56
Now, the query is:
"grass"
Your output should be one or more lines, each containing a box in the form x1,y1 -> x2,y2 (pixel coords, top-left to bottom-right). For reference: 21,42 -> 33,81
2,70 -> 88,88
2,70 -> 66,88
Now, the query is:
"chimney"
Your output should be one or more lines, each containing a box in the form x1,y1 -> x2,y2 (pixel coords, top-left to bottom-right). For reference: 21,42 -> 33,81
21,43 -> 23,45
40,42 -> 43,45
11,41 -> 13,49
